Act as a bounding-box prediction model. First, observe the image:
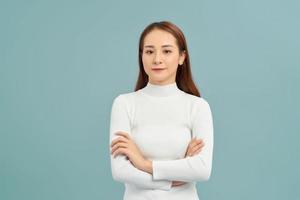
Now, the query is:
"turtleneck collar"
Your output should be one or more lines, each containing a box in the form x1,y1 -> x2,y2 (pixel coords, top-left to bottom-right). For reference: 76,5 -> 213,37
140,81 -> 182,97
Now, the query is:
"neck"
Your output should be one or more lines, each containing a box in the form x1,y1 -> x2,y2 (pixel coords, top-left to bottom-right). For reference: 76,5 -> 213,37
141,81 -> 182,97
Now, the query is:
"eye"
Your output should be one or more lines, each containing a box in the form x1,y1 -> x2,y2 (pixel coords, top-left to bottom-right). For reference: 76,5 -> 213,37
164,50 -> 172,54
145,50 -> 153,54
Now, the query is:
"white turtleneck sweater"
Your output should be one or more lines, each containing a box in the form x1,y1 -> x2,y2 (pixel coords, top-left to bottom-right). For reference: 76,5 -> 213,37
109,81 -> 214,200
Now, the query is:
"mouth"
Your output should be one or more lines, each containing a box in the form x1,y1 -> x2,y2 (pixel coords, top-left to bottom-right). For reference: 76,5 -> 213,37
152,68 -> 166,71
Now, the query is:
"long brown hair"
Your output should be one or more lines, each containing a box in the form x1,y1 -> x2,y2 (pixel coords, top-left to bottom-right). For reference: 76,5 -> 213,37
134,21 -> 201,97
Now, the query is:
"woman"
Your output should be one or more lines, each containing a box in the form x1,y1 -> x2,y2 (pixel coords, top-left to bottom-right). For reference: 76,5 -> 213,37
109,21 -> 214,200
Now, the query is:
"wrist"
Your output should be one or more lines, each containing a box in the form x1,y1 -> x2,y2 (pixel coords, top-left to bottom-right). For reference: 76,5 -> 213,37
142,159 -> 153,174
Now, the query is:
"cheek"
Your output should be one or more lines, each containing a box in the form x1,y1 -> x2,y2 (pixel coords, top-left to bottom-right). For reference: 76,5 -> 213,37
165,56 -> 179,69
142,56 -> 152,73
142,55 -> 151,66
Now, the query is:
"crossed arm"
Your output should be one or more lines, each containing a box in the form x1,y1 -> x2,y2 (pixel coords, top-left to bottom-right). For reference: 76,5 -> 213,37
109,94 -> 214,191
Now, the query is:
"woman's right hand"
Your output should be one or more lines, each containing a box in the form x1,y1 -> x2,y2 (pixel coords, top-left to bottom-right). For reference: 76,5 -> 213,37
171,137 -> 205,187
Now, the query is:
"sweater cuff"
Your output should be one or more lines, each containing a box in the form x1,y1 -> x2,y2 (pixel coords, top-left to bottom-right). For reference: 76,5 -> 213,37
158,180 -> 172,191
152,160 -> 172,190
152,160 -> 169,180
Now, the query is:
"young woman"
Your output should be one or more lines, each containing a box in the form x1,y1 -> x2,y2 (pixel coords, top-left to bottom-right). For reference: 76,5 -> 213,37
109,21 -> 214,200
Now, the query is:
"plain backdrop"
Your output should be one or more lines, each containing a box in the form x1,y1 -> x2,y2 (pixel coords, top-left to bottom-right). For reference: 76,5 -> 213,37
1,0 -> 299,199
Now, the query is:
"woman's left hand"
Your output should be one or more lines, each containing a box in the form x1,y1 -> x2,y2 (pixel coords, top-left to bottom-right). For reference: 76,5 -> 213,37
110,131 -> 148,171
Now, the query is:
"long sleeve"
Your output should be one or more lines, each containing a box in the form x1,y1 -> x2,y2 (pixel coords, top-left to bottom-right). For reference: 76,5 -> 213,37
152,98 -> 214,182
109,94 -> 172,190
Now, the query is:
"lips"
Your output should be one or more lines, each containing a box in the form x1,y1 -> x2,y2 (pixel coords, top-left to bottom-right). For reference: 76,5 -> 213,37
152,68 -> 165,70
152,68 -> 165,72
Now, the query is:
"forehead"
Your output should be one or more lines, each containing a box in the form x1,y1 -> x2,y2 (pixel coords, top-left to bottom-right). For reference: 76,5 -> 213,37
143,29 -> 177,47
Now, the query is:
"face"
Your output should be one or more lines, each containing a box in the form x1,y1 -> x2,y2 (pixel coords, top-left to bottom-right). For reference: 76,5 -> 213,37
142,29 -> 186,85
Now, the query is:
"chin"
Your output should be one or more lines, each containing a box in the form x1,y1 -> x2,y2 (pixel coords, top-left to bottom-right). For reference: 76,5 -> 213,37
150,75 -> 167,80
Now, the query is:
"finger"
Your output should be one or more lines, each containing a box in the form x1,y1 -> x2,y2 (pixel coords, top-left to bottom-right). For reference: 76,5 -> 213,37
113,147 -> 128,158
186,143 -> 196,156
190,145 -> 203,156
186,149 -> 194,157
192,143 -> 205,155
194,138 -> 203,145
111,143 -> 129,156
186,138 -> 202,156
187,150 -> 196,157
188,139 -> 196,148
111,137 -> 127,148
190,140 -> 203,150
190,148 -> 202,156
199,141 -> 205,148
190,137 -> 196,143
191,142 -> 205,152
111,136 -> 129,147
188,140 -> 201,151
193,148 -> 202,155
115,131 -> 130,139
111,142 -> 128,154
191,138 -> 203,146
110,137 -> 129,147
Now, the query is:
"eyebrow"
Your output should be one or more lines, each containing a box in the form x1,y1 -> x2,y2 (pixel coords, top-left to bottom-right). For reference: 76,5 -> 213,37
144,45 -> 175,48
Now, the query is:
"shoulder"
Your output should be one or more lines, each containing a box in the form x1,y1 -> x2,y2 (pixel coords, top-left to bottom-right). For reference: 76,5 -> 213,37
181,92 -> 213,122
181,92 -> 211,109
112,91 -> 139,107
181,94 -> 213,124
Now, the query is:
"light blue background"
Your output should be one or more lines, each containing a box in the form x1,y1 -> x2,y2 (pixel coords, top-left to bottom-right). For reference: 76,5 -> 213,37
1,0 -> 299,199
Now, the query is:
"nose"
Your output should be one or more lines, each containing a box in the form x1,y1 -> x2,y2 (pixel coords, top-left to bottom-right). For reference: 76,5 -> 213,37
153,52 -> 162,65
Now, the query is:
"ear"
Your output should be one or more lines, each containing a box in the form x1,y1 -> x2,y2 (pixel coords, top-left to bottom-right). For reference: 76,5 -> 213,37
179,50 -> 186,65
